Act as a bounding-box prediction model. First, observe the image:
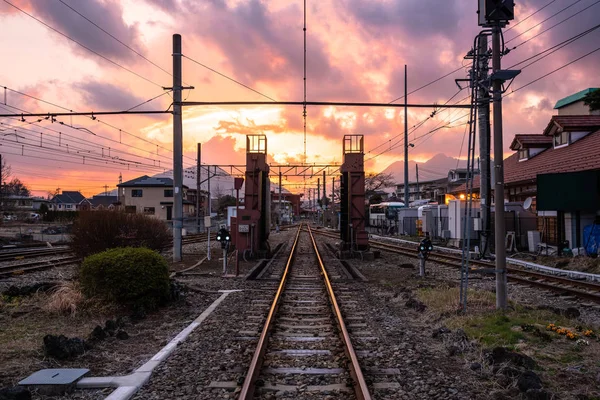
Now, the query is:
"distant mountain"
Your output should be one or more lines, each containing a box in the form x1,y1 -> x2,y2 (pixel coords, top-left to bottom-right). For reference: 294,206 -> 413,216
382,153 -> 467,184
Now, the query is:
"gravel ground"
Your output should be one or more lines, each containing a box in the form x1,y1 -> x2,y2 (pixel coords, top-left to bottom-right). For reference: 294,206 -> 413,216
4,226 -> 599,399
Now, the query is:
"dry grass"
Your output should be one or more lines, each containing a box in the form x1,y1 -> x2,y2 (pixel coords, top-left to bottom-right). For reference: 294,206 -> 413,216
417,285 -> 496,315
44,281 -> 85,316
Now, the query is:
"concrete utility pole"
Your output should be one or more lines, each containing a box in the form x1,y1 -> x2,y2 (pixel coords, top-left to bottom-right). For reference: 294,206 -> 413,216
492,25 -> 508,309
478,35 -> 492,258
404,65 -> 409,207
197,143 -> 201,234
415,164 -> 419,201
207,166 -> 211,261
172,34 -> 183,262
278,172 -> 282,231
322,170 -> 326,225
317,178 -> 321,221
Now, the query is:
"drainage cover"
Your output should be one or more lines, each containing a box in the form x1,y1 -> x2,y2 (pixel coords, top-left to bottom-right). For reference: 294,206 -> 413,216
19,369 -> 90,386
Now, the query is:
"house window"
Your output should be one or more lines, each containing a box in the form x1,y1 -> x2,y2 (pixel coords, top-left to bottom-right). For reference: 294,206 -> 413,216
164,189 -> 173,197
554,131 -> 569,147
58,204 -> 62,209
132,189 -> 143,197
518,149 -> 529,161
66,204 -> 73,209
143,207 -> 155,215
125,206 -> 136,213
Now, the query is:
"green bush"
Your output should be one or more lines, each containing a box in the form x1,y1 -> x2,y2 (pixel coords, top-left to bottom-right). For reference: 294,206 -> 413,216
80,247 -> 170,310
71,211 -> 170,258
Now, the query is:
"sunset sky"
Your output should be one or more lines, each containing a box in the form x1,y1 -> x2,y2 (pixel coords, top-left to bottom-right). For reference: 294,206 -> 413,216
0,0 -> 598,197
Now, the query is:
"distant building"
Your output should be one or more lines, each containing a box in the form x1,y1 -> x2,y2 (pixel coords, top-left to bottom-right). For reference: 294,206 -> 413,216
88,195 -> 119,211
395,177 -> 447,204
554,88 -> 599,116
50,191 -> 91,211
117,175 -> 195,221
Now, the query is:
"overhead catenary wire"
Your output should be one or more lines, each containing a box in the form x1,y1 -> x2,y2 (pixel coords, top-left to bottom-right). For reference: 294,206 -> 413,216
182,55 -> 276,102
504,0 -> 558,33
0,104 -> 176,165
507,46 -> 600,95
2,0 -> 165,89
0,87 -> 197,163
506,0 -> 592,45
56,0 -> 175,80
506,22 -> 600,69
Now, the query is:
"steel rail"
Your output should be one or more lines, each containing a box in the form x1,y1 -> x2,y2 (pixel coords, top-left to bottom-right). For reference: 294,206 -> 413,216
306,225 -> 372,400
311,230 -> 600,303
0,248 -> 71,261
238,224 -> 302,399
0,256 -> 80,278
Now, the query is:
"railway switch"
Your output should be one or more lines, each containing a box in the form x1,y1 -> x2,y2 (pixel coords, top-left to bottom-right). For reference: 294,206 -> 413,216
417,237 -> 433,277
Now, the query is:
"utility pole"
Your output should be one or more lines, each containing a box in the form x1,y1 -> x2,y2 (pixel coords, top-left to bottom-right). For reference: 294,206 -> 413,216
172,34 -> 183,262
415,164 -> 419,201
492,25 -> 508,309
317,178 -> 321,223
322,170 -> 326,226
197,144 -> 201,234
478,35 -> 492,258
207,166 -> 211,261
278,171 -> 282,231
403,65 -> 409,208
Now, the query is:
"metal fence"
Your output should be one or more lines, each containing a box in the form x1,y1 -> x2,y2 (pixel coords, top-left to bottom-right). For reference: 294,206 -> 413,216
0,223 -> 72,243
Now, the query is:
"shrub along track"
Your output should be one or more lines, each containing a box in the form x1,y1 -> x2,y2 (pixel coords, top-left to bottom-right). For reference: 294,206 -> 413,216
311,230 -> 600,304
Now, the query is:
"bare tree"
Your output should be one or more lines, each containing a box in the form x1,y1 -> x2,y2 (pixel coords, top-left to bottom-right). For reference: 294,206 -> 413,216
365,172 -> 395,199
1,157 -> 10,184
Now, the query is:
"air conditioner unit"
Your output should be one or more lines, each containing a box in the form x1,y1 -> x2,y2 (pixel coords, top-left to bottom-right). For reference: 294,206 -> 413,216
528,231 -> 541,253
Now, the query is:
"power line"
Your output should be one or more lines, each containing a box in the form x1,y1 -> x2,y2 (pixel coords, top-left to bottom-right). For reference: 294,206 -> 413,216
505,0 -> 587,44
2,0 -> 165,88
0,104 -> 175,165
182,54 -> 276,101
510,0 -> 600,49
504,0 -> 558,33
388,66 -> 464,104
0,87 -> 195,162
56,0 -> 174,79
507,46 -> 600,95
506,22 -> 600,69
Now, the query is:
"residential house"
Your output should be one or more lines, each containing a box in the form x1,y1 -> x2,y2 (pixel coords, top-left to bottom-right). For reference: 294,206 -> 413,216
450,90 -> 600,248
117,175 -> 195,221
395,177 -> 448,204
88,195 -> 119,211
50,191 -> 91,211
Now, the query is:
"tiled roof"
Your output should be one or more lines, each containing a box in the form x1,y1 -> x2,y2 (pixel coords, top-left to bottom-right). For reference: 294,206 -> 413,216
88,195 -> 118,207
554,88 -> 598,109
452,127 -> 600,193
509,134 -> 552,150
52,191 -> 86,204
543,115 -> 600,136
118,175 -> 186,188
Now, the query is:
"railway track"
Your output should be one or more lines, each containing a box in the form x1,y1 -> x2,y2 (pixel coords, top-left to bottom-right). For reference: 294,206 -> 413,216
0,256 -> 80,278
238,224 -> 372,399
312,229 -> 600,304
0,233 -> 216,279
0,247 -> 71,262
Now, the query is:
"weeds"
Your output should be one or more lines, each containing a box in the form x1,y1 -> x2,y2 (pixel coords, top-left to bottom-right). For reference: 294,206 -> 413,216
44,281 -> 84,316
